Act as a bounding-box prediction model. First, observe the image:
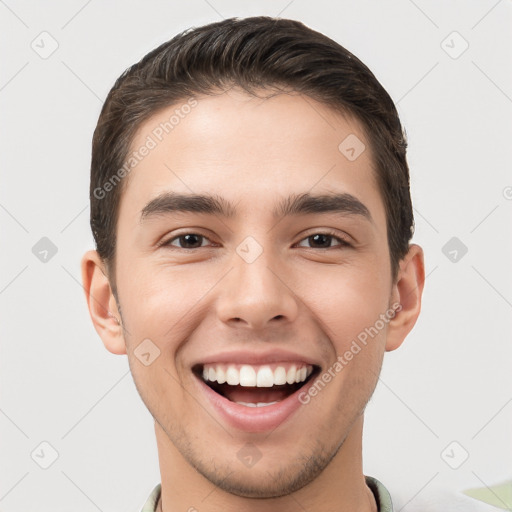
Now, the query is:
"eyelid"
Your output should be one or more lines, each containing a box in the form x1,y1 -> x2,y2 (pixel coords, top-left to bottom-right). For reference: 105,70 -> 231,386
294,229 -> 352,248
158,229 -> 352,250
156,229 -> 217,249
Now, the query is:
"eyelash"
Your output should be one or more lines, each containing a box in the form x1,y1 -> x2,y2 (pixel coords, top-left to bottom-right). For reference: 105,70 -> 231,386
159,230 -> 352,250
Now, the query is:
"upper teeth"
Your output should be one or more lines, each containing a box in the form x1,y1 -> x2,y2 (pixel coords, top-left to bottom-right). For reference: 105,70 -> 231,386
202,364 -> 313,387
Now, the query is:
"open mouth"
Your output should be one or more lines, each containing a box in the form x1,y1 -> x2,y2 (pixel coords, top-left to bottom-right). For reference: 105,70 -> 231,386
193,362 -> 320,407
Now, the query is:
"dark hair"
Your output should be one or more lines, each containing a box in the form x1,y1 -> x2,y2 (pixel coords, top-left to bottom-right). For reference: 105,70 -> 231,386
90,16 -> 413,290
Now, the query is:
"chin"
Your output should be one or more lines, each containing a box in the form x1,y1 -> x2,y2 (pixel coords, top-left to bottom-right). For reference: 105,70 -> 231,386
188,442 -> 336,499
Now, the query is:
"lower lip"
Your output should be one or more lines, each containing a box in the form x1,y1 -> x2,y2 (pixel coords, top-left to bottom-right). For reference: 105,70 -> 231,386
195,374 -> 315,433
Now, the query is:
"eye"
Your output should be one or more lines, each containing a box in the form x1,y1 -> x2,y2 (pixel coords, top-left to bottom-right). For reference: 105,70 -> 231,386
296,232 -> 351,249
162,233 -> 212,249
159,231 -> 351,250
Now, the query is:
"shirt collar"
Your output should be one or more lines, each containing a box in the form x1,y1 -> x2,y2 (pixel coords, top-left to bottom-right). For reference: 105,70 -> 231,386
141,475 -> 393,511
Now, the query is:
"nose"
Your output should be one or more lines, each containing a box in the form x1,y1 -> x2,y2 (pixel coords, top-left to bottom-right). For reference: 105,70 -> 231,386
215,245 -> 299,331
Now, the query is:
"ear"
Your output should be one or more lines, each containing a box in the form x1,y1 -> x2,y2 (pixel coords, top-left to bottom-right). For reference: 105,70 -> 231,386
81,250 -> 126,355
385,244 -> 425,352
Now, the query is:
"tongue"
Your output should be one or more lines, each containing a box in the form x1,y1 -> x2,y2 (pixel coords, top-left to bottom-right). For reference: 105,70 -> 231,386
221,385 -> 293,403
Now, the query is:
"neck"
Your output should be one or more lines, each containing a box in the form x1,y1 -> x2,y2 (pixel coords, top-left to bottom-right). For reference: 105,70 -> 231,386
154,415 -> 377,512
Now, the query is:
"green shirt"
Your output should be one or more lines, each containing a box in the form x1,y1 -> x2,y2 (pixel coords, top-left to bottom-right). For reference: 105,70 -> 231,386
140,475 -> 393,511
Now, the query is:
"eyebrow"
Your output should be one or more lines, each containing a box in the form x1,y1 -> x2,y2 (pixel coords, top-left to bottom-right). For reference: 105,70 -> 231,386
140,191 -> 373,224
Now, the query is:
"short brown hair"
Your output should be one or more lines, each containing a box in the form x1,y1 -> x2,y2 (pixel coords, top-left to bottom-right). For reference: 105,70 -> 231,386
90,16 -> 413,288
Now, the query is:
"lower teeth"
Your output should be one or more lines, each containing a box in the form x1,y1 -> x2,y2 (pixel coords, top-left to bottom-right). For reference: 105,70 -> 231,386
235,401 -> 279,407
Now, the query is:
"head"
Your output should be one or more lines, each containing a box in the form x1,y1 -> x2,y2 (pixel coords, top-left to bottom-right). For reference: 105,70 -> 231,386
82,16 -> 424,499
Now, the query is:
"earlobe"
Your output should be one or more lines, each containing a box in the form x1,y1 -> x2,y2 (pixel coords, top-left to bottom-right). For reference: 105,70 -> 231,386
81,250 -> 127,355
385,244 -> 425,352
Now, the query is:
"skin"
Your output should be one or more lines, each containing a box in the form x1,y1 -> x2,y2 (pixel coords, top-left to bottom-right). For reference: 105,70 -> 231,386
82,87 -> 424,512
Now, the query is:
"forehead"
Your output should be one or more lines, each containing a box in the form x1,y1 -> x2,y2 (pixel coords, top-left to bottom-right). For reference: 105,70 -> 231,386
119,88 -> 384,225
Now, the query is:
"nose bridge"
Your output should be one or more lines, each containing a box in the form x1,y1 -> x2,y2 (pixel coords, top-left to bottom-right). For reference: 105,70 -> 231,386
216,236 -> 299,329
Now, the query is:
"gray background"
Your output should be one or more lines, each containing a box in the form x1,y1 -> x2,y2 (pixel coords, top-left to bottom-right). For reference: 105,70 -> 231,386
1,1 -> 511,511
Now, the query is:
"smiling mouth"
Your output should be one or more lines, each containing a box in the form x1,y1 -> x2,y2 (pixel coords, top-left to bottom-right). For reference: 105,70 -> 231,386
193,363 -> 320,407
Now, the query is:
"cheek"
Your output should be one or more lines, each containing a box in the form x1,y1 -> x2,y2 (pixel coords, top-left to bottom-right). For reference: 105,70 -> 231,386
115,257 -> 240,419
301,262 -> 391,348
117,264 -> 220,359
119,272 -> 198,419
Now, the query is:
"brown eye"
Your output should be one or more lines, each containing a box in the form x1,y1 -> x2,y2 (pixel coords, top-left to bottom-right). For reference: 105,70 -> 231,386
166,233 -> 209,249
296,232 -> 351,249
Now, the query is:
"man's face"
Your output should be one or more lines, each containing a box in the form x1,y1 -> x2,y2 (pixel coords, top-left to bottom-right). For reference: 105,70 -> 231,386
113,88 -> 397,497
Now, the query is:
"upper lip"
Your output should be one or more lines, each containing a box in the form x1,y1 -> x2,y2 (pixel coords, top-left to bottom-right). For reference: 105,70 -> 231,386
191,348 -> 321,368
